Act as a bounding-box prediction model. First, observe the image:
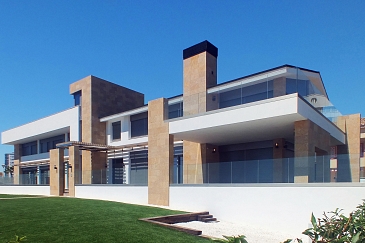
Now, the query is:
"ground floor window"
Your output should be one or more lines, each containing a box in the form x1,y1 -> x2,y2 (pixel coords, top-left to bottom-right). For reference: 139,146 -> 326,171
130,150 -> 148,185
112,158 -> 124,184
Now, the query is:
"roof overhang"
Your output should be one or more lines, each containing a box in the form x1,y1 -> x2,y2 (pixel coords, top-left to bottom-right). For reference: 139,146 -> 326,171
169,94 -> 345,146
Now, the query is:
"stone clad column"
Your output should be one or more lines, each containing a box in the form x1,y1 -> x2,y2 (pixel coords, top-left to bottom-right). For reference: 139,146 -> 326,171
294,120 -> 331,183
13,144 -> 22,184
68,146 -> 80,197
50,148 -> 65,196
182,41 -> 218,184
148,98 -> 173,206
336,114 -> 361,182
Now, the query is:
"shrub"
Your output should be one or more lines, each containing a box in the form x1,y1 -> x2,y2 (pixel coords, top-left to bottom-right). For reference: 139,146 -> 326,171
301,200 -> 365,243
212,235 -> 248,243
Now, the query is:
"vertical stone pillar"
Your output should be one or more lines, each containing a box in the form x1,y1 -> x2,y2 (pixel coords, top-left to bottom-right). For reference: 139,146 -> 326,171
182,41 -> 218,184
336,114 -> 360,182
82,151 -> 92,184
50,148 -> 65,196
294,120 -> 315,183
68,146 -> 80,197
13,144 -> 22,184
294,120 -> 331,183
273,138 -> 285,182
148,98 -> 173,206
13,160 -> 21,184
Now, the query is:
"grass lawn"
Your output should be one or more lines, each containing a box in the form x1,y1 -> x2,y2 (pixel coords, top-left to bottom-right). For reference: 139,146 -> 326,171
0,195 -> 212,243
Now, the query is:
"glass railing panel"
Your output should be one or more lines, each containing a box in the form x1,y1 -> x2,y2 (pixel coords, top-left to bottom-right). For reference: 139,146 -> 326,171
178,154 -> 359,185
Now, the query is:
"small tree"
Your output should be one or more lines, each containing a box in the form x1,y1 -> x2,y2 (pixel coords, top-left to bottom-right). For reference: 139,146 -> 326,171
3,165 -> 14,177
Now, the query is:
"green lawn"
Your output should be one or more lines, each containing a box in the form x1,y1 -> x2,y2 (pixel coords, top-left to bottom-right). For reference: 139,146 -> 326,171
0,195 -> 212,243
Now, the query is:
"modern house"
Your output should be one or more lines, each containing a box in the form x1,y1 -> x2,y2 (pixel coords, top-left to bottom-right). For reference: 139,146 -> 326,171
1,40 -> 364,206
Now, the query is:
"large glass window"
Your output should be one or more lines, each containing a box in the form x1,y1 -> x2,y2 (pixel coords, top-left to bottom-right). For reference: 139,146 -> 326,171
131,112 -> 148,138
21,141 -> 38,156
168,102 -> 183,119
112,158 -> 124,184
286,79 -> 309,97
218,80 -> 273,109
130,150 -> 148,185
112,121 -> 121,140
40,135 -> 65,153
73,91 -> 82,106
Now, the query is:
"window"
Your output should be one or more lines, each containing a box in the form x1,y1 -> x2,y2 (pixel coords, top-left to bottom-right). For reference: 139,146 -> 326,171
73,91 -> 82,106
131,112 -> 148,138
40,135 -> 65,153
112,121 -> 121,140
361,143 -> 364,158
168,102 -> 183,119
130,150 -> 148,185
21,141 -> 38,156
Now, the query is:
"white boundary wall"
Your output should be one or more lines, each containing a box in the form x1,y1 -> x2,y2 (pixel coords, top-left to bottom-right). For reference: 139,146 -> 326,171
75,185 -> 148,205
0,186 -> 50,196
170,184 -> 365,237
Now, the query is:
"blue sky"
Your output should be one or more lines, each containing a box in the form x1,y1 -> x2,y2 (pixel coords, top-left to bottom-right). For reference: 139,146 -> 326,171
0,1 -> 364,165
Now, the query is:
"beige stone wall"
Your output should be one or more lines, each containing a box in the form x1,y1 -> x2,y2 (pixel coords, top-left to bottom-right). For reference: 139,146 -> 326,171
50,148 -> 65,196
70,75 -> 144,184
294,120 -> 331,183
13,160 -> 20,184
148,98 -> 173,206
182,50 -> 217,184
183,52 -> 217,115
336,114 -> 361,182
68,146 -> 80,197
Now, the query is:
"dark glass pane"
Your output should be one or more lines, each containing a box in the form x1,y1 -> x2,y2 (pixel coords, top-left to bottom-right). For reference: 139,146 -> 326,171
168,102 -> 183,119
286,79 -> 297,95
219,88 -> 241,108
40,135 -> 65,153
112,121 -> 121,140
73,91 -> 81,106
131,118 -> 148,137
130,150 -> 148,185
297,80 -> 308,97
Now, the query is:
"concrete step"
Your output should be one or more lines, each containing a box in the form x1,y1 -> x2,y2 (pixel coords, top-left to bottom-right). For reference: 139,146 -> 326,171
201,217 -> 217,222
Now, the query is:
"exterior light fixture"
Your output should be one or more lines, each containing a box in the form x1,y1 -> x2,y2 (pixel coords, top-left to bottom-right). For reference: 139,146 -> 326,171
212,148 -> 216,153
275,143 -> 279,148
54,165 -> 57,170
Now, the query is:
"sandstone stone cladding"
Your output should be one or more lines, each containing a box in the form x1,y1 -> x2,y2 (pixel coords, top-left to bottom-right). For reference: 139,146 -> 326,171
68,146 -> 80,197
69,75 -> 144,184
336,114 -> 360,182
50,148 -> 65,196
294,120 -> 331,183
148,98 -> 173,206
182,42 -> 218,184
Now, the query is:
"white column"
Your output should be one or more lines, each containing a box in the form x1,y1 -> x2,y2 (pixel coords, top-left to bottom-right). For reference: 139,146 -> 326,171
37,166 -> 41,184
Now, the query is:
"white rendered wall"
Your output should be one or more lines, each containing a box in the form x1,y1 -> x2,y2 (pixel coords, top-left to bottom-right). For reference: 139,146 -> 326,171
75,185 -> 148,205
2,106 -> 80,144
105,116 -> 148,146
0,186 -> 50,196
169,184 -> 365,237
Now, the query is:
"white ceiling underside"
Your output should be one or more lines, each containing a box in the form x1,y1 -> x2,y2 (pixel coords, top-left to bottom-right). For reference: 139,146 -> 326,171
169,94 -> 345,146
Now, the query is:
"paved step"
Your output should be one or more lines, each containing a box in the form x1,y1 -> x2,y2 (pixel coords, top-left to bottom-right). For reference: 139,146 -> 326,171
201,216 -> 217,222
197,213 -> 217,222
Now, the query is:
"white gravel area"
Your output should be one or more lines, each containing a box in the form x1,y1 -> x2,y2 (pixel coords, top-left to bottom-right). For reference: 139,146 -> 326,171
174,220 -> 305,243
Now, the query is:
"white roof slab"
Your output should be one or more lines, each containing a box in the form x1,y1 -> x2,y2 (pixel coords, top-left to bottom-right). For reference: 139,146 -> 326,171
169,94 -> 344,145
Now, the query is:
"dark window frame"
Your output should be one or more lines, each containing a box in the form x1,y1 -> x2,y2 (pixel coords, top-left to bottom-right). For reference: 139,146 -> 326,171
112,121 -> 121,140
